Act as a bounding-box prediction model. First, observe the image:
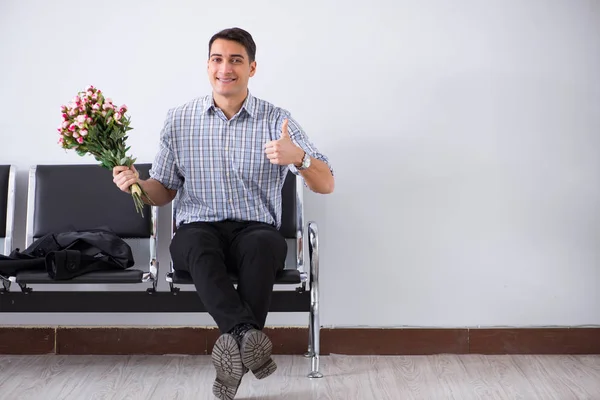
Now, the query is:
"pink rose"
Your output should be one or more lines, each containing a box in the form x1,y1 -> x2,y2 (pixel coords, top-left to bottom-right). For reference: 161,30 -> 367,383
77,137 -> 84,144
80,129 -> 88,136
102,103 -> 113,110
92,103 -> 100,110
62,121 -> 69,129
68,124 -> 76,132
105,98 -> 112,104
114,112 -> 122,121
58,137 -> 64,144
73,132 -> 80,138
76,115 -> 86,123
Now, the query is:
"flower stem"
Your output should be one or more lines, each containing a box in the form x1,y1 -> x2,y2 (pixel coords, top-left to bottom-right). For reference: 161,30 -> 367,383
129,182 -> 154,215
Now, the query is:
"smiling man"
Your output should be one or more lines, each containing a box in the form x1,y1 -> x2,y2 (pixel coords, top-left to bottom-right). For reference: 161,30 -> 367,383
112,28 -> 334,400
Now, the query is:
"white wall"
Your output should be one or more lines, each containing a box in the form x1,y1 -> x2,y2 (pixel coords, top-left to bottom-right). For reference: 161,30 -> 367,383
1,0 -> 599,328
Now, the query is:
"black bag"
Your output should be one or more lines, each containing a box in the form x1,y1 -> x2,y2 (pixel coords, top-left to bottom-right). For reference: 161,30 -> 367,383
0,227 -> 134,280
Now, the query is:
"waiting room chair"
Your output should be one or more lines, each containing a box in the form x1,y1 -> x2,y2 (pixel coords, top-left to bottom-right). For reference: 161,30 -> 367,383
165,171 -> 324,378
12,163 -> 158,292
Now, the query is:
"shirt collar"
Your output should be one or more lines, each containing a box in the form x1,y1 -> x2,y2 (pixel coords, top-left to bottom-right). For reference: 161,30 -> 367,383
201,95 -> 215,115
201,91 -> 256,118
241,91 -> 256,118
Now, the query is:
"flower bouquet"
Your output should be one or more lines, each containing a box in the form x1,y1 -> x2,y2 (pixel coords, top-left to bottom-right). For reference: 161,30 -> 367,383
57,85 -> 152,214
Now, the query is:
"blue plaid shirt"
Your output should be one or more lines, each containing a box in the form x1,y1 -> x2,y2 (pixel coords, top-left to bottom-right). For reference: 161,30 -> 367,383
149,92 -> 333,228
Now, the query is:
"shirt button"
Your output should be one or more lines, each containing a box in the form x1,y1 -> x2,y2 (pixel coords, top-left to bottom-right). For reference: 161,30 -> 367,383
225,146 -> 229,151
226,172 -> 230,177
229,199 -> 233,203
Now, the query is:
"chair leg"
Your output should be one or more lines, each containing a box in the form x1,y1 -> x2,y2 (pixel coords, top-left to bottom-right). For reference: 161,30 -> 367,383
307,301 -> 323,378
1,276 -> 10,292
304,313 -> 314,358
307,221 -> 323,378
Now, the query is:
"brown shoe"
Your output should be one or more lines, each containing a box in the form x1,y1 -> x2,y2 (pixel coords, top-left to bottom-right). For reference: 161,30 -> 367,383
212,334 -> 244,399
240,329 -> 277,379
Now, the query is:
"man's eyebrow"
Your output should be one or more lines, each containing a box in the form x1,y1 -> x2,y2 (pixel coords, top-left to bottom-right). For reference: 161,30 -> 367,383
209,53 -> 245,58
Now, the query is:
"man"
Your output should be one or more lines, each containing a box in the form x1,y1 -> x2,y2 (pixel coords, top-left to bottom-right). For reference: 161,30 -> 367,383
113,27 -> 334,400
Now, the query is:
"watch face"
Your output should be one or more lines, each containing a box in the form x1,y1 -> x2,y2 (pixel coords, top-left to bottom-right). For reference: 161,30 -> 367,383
303,155 -> 311,168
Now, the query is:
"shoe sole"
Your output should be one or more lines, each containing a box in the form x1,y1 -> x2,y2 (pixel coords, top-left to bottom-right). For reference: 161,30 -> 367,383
212,334 -> 244,400
240,330 -> 277,379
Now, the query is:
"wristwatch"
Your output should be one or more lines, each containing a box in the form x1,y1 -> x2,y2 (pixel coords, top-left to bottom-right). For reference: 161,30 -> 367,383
296,152 -> 311,171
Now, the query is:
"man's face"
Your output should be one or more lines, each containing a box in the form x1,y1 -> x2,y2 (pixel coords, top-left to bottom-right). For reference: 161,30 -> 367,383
208,39 -> 256,99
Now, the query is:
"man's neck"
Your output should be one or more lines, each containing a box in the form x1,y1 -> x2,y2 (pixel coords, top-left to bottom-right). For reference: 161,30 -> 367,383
213,91 -> 247,120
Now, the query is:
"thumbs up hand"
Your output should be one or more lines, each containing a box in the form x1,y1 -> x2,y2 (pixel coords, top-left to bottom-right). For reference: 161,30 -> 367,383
264,118 -> 305,166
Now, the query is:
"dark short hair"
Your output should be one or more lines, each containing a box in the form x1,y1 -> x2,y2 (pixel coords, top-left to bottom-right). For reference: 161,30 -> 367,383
208,27 -> 256,62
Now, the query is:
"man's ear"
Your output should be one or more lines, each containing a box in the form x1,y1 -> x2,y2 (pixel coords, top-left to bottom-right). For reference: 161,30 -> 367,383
249,61 -> 257,77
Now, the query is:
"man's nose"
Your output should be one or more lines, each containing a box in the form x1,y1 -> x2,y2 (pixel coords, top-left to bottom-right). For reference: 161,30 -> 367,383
219,62 -> 233,74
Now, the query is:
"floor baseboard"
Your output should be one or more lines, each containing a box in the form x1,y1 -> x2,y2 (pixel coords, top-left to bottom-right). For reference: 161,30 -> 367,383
1,327 -> 598,355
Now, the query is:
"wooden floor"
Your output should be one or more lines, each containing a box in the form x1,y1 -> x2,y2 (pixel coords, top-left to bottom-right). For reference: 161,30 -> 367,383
0,354 -> 599,399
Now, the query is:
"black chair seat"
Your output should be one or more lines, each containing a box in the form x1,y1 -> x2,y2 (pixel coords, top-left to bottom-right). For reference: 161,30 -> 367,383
15,269 -> 144,284
170,269 -> 302,285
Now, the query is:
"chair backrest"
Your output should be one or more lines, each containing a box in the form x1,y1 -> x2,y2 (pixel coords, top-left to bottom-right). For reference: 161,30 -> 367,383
0,165 -> 16,255
280,170 -> 299,239
281,171 -> 304,271
26,163 -> 154,247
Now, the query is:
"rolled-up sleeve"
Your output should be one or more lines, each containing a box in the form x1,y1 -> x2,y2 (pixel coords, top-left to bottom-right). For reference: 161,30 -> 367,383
149,109 -> 184,191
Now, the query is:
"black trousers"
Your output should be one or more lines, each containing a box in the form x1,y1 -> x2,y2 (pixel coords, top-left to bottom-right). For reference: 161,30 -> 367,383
170,220 -> 287,333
